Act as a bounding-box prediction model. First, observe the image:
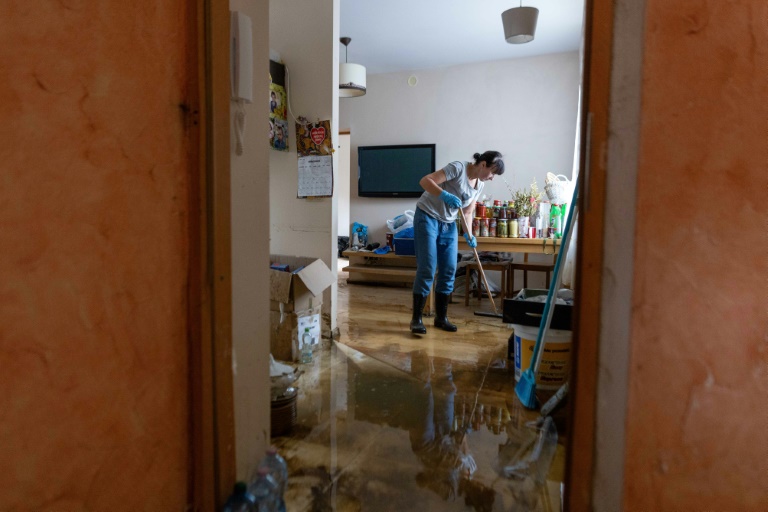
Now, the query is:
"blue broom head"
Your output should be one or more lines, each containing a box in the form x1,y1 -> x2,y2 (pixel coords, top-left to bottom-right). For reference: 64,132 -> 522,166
515,369 -> 538,409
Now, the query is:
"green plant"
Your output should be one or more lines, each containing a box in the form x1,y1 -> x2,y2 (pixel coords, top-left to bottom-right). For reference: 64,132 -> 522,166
513,179 -> 543,218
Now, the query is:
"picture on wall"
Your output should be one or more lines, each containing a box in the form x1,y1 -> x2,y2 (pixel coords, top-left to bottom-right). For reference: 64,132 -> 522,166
269,59 -> 289,151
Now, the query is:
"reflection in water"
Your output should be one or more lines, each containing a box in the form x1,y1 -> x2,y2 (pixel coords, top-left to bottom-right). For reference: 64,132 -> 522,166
407,351 -> 476,501
277,343 -> 563,511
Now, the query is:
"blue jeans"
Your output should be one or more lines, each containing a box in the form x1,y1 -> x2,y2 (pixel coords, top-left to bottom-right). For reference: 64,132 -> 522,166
413,207 -> 458,296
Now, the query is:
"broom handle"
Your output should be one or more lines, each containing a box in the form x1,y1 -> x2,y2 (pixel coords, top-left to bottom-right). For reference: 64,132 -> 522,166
530,177 -> 579,374
458,214 -> 498,315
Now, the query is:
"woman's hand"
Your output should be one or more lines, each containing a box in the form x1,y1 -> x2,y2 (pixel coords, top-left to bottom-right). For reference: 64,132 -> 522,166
463,232 -> 477,248
439,190 -> 462,208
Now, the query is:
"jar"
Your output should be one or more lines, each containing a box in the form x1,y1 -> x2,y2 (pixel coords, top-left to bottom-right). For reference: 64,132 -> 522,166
510,219 -> 519,238
489,218 -> 497,237
480,218 -> 489,237
497,219 -> 508,238
499,207 -> 508,220
475,203 -> 486,218
492,206 -> 500,219
472,217 -> 481,237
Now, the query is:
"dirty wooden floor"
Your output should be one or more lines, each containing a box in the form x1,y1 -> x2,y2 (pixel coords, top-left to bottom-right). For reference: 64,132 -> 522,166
272,263 -> 568,511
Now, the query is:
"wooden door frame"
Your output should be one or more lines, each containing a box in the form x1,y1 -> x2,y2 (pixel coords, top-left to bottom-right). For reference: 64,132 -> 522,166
188,0 -> 236,509
184,0 -> 617,507
565,0 -> 614,509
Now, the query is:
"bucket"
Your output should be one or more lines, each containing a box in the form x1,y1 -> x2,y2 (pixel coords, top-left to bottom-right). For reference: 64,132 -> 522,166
511,324 -> 572,390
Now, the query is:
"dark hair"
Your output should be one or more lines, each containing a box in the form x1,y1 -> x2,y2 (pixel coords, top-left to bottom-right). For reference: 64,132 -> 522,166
472,151 -> 505,175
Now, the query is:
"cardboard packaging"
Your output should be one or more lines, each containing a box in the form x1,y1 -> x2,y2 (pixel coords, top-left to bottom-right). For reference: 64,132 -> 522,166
269,255 -> 335,361
502,288 -> 573,331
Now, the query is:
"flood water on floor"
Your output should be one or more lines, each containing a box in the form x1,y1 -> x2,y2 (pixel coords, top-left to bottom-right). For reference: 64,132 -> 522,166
272,280 -> 567,511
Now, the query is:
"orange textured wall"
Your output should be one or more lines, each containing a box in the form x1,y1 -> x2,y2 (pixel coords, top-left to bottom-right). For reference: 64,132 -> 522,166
623,1 -> 767,509
0,2 -> 194,509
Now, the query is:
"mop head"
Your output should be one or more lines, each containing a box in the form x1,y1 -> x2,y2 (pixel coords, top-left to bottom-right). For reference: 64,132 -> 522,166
515,369 -> 538,409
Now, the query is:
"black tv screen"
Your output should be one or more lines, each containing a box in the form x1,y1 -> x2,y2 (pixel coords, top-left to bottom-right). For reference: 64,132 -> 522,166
358,144 -> 435,198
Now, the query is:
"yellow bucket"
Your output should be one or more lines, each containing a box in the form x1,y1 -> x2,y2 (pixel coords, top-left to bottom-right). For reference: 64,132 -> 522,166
512,323 -> 572,390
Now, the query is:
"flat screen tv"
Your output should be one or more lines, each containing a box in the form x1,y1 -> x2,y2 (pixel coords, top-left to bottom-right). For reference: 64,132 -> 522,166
357,144 -> 435,198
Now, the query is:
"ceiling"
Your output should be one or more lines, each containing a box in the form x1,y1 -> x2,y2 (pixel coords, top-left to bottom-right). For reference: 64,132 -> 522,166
340,0 -> 585,75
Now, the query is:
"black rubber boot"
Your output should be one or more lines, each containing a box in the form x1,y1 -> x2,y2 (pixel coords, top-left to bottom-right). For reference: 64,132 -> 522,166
434,293 -> 458,332
410,294 -> 427,334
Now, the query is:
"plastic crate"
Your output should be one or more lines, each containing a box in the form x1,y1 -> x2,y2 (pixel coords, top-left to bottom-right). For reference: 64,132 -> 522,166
394,238 -> 415,256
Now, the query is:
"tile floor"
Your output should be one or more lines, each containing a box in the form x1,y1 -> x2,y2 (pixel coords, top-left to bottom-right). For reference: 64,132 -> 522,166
272,265 -> 568,511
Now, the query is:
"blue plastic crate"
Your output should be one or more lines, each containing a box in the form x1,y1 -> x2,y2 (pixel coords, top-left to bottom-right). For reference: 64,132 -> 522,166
394,238 -> 415,256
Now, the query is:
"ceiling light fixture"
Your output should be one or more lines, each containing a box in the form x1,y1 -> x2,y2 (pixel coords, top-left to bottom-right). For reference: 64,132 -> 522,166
501,1 -> 539,44
339,37 -> 366,97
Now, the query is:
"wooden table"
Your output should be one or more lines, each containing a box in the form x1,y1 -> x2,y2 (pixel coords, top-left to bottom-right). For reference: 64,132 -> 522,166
458,236 -> 561,254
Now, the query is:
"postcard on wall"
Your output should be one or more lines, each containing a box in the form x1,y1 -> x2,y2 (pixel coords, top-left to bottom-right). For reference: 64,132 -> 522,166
295,120 -> 333,198
269,60 -> 289,151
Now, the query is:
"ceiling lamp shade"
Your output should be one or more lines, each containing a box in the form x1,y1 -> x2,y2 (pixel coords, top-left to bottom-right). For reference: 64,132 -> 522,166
339,37 -> 366,97
501,5 -> 539,44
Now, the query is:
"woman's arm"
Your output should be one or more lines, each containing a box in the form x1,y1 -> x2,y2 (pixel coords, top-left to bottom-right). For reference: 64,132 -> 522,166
461,201 -> 476,233
419,169 -> 448,196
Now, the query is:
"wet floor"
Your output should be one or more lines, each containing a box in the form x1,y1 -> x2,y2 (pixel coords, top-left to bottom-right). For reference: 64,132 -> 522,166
272,277 -> 567,512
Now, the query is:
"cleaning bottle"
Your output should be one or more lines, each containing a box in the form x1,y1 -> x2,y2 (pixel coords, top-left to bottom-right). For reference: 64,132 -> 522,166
300,327 -> 312,364
259,446 -> 288,512
248,467 -> 279,512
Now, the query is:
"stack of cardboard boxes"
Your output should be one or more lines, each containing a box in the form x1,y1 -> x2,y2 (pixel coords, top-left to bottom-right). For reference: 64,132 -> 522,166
269,255 -> 335,361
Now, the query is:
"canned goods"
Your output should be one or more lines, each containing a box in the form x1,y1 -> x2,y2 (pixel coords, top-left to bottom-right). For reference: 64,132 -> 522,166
489,218 -> 497,237
480,218 -> 489,237
497,219 -> 508,237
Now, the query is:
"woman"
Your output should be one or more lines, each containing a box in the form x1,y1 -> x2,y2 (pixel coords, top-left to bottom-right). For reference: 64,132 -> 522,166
410,151 -> 505,334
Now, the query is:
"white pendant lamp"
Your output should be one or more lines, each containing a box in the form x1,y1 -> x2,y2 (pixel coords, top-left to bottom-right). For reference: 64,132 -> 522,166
501,2 -> 539,44
339,37 -> 366,97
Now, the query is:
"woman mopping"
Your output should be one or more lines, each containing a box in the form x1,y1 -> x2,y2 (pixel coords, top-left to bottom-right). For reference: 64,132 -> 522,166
410,151 -> 505,334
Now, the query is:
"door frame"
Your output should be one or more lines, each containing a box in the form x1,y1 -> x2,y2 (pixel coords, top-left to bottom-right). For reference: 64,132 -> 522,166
189,0 -> 236,508
565,0 -> 614,509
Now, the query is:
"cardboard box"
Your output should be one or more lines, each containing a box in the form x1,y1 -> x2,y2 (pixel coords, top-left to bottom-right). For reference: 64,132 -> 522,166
394,237 -> 415,256
269,255 -> 335,360
270,305 -> 322,362
502,288 -> 573,331
269,255 -> 335,312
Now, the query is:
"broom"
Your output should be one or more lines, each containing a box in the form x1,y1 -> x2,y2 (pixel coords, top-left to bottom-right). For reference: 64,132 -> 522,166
458,214 -> 498,316
515,177 -> 579,409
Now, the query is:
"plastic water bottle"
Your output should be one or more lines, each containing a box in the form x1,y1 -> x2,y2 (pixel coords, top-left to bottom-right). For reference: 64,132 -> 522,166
300,327 -> 312,364
248,467 -> 279,512
260,446 -> 288,512
223,482 -> 256,512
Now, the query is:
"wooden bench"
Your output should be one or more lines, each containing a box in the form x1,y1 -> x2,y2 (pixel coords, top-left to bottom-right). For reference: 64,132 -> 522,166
341,250 -> 435,315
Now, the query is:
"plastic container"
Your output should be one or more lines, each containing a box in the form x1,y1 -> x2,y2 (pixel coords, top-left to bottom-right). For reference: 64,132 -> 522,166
511,324 -> 572,390
300,328 -> 312,364
393,237 -> 415,255
260,447 -> 288,512
248,467 -> 279,512
223,482 -> 256,512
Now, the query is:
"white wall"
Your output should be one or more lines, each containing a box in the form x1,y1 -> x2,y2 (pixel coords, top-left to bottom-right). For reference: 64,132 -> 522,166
340,52 -> 580,246
229,0 -> 271,481
337,133 -> 351,236
270,0 -> 340,330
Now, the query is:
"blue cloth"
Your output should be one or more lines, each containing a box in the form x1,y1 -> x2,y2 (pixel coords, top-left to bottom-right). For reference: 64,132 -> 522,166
373,246 -> 391,255
413,207 -> 458,296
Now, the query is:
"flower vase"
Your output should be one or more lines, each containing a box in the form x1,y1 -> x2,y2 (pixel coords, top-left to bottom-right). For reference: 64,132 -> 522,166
518,216 -> 529,237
